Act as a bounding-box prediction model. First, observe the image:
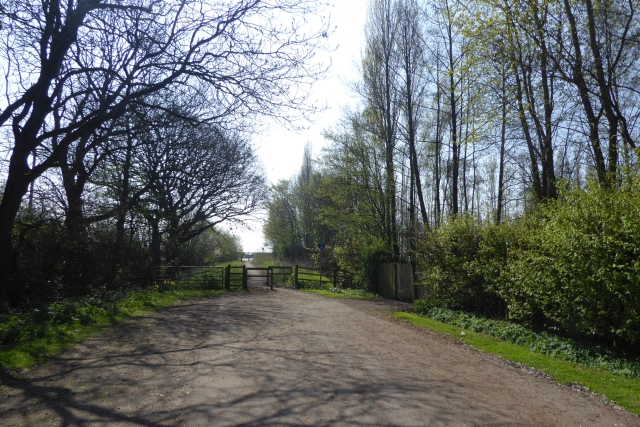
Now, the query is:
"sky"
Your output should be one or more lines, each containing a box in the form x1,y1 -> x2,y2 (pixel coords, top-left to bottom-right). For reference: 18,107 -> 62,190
236,0 -> 368,253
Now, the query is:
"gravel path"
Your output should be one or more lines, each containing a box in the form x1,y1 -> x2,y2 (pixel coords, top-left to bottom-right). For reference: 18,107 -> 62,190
0,287 -> 638,426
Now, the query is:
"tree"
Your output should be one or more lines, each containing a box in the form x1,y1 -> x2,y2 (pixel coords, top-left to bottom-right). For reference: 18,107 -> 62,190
264,180 -> 302,261
553,0 -> 639,184
294,143 -> 318,249
395,0 -> 430,233
0,0 -> 329,305
361,0 -> 401,258
134,117 -> 266,265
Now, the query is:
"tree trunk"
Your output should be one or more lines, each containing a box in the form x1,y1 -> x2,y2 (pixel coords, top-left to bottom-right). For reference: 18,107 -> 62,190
0,144 -> 35,307
116,127 -> 135,248
497,75 -> 507,224
447,17 -> 459,216
514,66 -> 542,201
562,0 -> 607,185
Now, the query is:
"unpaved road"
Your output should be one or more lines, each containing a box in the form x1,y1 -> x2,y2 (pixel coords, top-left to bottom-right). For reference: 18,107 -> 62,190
1,287 -> 638,426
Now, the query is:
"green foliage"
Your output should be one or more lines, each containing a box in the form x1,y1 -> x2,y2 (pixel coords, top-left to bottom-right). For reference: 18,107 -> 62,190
200,272 -> 223,290
9,217 -> 153,311
180,227 -> 243,265
394,311 -> 640,416
264,180 -> 305,260
504,179 -> 640,346
328,238 -> 393,290
417,178 -> 640,348
413,301 -> 640,378
417,215 -> 508,317
0,287 -> 224,370
354,238 -> 394,289
296,280 -> 327,290
302,288 -> 379,299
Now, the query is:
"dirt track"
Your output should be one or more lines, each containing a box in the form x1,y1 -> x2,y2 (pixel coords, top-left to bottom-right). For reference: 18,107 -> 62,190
1,286 -> 638,426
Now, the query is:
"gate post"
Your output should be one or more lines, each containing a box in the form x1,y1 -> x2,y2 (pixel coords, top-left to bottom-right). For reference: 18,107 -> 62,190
294,265 -> 299,288
225,265 -> 231,291
268,266 -> 273,290
242,265 -> 248,290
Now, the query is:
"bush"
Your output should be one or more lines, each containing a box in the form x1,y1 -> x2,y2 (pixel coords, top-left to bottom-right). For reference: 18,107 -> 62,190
333,237 -> 393,290
416,177 -> 640,349
505,179 -> 640,346
296,280 -> 327,290
6,215 -> 153,313
417,215 -> 507,317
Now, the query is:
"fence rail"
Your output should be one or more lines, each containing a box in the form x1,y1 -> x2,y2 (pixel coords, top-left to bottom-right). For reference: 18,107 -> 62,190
154,264 -> 297,291
293,265 -> 339,289
154,266 -> 225,291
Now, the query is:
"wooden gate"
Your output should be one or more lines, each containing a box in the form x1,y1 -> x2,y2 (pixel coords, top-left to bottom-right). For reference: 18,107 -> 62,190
377,262 -> 414,303
245,267 -> 270,289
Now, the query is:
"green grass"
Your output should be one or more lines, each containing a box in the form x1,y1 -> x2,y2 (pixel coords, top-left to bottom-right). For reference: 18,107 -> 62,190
412,302 -> 640,378
393,312 -> 640,415
251,253 -> 277,268
302,288 -> 379,299
218,260 -> 244,267
0,288 -> 224,372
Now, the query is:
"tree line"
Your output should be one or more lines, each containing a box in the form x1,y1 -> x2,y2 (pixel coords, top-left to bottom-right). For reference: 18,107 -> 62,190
0,0 -> 330,311
265,0 -> 640,348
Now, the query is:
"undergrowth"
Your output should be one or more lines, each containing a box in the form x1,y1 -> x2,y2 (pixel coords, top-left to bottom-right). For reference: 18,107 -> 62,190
302,287 -> 379,299
394,311 -> 640,415
413,299 -> 640,378
0,287 -> 224,371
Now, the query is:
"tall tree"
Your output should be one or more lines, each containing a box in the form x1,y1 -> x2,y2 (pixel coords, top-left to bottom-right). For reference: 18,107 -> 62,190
395,0 -> 430,232
361,0 -> 401,258
0,0 -> 329,305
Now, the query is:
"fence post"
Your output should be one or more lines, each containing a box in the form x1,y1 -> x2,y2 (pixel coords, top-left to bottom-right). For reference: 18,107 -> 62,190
225,265 -> 231,291
242,265 -> 248,290
294,265 -> 299,288
394,262 -> 398,300
269,266 -> 273,290
333,268 -> 338,288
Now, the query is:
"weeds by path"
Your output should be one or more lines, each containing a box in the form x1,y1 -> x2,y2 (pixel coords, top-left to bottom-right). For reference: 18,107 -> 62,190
301,287 -> 379,299
0,288 -> 224,372
412,301 -> 640,378
394,312 -> 640,416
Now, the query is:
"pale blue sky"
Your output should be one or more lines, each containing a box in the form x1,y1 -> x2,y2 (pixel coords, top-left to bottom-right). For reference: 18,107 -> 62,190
238,0 -> 368,252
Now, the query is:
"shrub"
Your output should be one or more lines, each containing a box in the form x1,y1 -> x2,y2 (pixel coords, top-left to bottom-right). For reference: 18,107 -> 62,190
505,179 -> 640,346
417,216 -> 507,317
333,237 -> 392,290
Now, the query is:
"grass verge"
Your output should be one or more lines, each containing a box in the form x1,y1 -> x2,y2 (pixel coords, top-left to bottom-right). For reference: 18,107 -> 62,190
393,311 -> 640,415
0,288 -> 224,372
302,288 -> 379,299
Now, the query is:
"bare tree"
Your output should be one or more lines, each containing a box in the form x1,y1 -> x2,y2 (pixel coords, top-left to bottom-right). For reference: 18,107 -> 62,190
135,117 -> 266,266
395,0 -> 430,232
361,0 -> 401,258
0,0 -> 329,305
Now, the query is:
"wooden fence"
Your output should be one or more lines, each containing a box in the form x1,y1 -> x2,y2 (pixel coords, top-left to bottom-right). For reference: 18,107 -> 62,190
293,265 -> 338,288
154,266 -> 225,290
154,265 -> 284,291
377,263 -> 415,303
